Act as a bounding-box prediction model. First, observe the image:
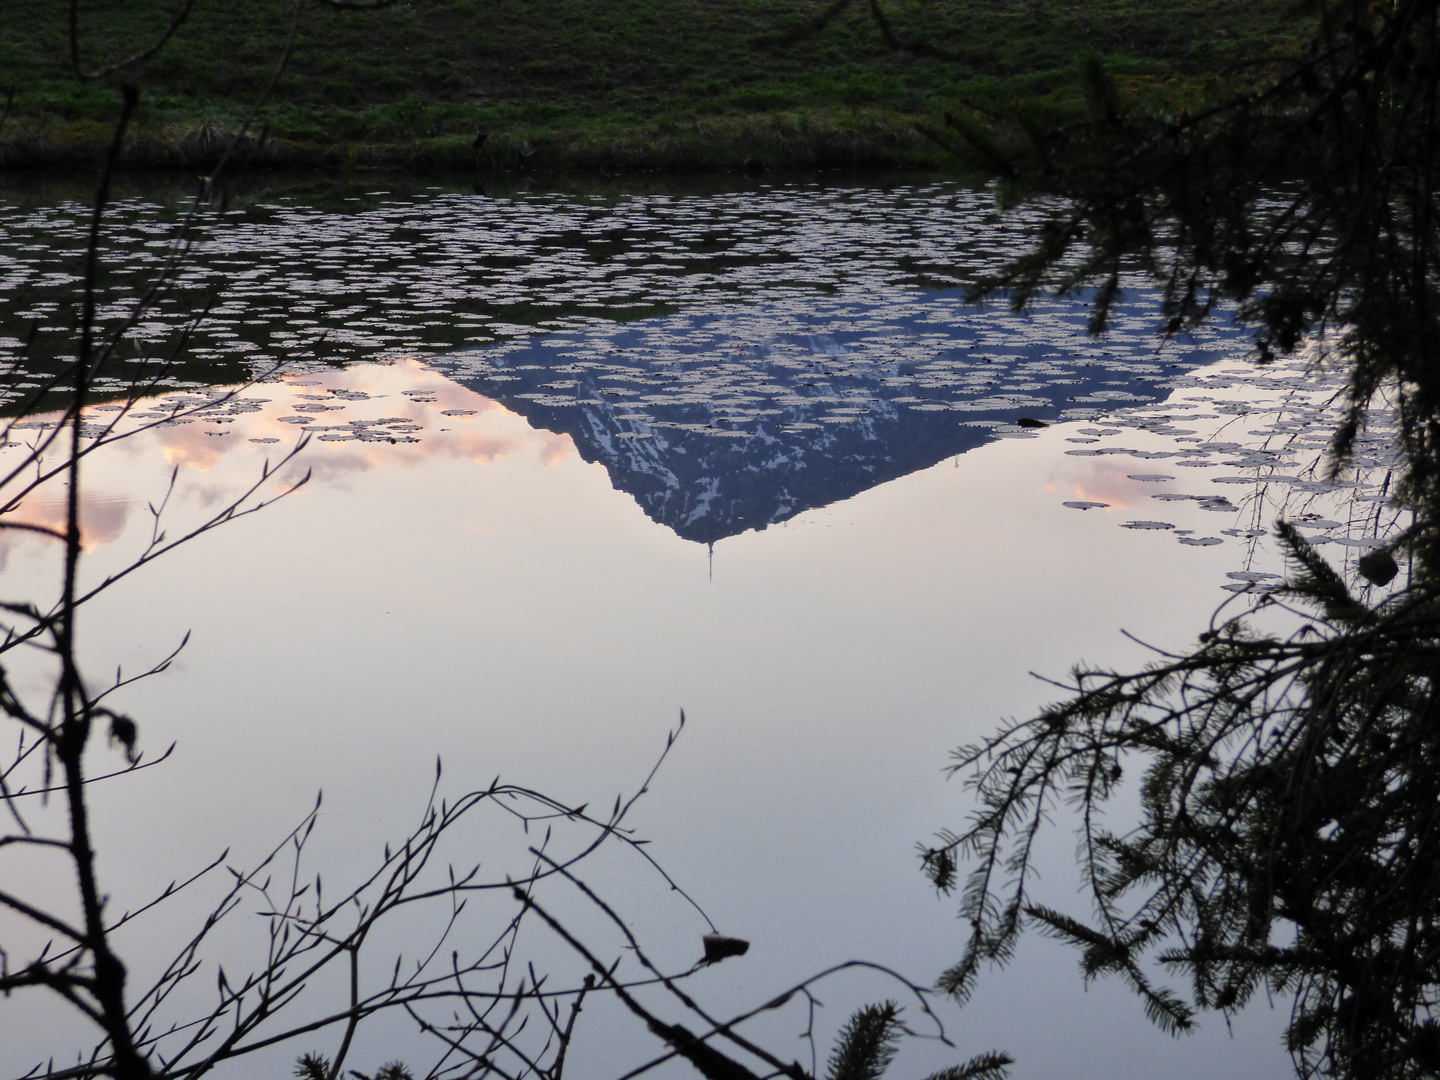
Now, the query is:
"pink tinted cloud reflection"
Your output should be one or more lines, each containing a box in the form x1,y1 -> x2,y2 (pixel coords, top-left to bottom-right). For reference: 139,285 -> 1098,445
0,358 -> 573,559
1045,457 -> 1157,510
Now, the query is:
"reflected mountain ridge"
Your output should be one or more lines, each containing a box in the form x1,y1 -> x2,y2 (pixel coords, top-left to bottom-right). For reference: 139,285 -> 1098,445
435,289 -> 1245,544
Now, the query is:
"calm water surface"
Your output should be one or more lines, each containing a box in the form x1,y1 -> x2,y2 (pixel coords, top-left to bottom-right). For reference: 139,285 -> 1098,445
0,179 -> 1404,1080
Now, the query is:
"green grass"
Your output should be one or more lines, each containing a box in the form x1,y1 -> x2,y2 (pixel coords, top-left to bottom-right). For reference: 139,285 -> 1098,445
0,0 -> 1315,173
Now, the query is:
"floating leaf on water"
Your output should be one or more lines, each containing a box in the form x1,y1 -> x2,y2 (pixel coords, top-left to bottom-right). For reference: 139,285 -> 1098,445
1127,474 -> 1174,482
1121,521 -> 1173,530
1179,536 -> 1224,546
1063,501 -> 1109,510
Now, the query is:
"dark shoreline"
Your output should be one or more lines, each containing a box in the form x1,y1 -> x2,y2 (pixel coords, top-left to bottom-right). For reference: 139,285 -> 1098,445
0,110 -> 955,182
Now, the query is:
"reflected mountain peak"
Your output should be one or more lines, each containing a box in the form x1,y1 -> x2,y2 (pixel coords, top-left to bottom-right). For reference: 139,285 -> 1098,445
433,290 -> 1234,545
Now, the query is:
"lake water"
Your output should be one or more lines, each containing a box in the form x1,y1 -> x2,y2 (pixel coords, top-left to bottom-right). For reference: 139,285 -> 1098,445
0,178 -> 1405,1080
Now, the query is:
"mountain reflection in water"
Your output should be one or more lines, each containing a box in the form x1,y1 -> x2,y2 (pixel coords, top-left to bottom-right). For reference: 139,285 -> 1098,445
0,181 -> 1410,1080
0,333 -> 1400,572
434,290 -> 1233,544
0,179 -> 1386,555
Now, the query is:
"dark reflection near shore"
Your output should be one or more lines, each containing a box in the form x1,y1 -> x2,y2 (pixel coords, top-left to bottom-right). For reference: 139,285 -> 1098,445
435,290 -> 1239,544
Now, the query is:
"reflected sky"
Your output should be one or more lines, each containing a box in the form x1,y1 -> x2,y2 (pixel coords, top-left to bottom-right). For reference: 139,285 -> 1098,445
0,340 -> 1403,1080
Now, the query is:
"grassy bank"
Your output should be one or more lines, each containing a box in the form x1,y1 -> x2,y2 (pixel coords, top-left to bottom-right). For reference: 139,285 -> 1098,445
0,0 -> 1313,175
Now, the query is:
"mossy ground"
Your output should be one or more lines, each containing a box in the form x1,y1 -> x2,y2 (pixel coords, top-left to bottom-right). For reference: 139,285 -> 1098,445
0,0 -> 1313,174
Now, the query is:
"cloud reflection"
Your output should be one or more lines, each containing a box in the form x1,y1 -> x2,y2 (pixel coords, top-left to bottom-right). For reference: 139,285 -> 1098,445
0,358 -> 574,559
1045,455 -> 1189,511
0,493 -> 133,568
